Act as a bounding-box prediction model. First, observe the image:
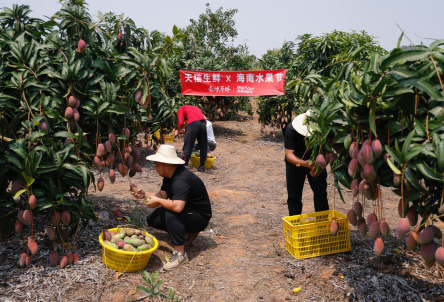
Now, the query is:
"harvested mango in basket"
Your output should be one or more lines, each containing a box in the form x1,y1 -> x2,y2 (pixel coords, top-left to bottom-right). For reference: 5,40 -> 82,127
102,228 -> 155,251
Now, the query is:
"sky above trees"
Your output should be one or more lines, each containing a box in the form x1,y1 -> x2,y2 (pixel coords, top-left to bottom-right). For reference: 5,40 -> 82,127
3,0 -> 441,57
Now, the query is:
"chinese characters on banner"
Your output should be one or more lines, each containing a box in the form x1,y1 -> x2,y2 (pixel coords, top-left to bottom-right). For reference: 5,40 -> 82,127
180,69 -> 287,96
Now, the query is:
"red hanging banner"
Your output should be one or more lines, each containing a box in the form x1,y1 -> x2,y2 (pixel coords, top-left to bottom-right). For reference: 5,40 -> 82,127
180,69 -> 287,96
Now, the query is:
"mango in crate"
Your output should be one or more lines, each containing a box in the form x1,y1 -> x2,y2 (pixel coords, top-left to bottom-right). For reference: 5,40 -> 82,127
104,241 -> 119,250
123,244 -> 138,252
145,235 -> 155,246
137,244 -> 152,251
129,238 -> 145,247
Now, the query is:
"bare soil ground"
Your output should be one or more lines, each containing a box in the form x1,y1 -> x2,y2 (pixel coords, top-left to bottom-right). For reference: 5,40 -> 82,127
1,100 -> 443,302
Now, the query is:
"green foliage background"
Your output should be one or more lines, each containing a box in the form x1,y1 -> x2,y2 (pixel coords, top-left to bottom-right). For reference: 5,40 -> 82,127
0,1 -> 256,236
258,30 -> 444,228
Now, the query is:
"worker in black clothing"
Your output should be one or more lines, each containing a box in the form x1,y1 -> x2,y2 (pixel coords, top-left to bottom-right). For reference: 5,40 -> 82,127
284,110 -> 329,216
131,144 -> 212,271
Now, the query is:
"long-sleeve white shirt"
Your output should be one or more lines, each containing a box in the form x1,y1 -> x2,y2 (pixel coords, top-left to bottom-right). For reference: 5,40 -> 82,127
206,120 -> 216,144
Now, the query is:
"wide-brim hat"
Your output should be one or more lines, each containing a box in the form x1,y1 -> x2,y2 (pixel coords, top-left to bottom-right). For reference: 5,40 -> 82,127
292,109 -> 314,137
146,144 -> 185,165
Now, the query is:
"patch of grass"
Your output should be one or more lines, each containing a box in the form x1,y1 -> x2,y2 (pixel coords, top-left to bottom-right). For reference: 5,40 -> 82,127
268,243 -> 283,258
236,130 -> 243,135
130,208 -> 146,229
241,139 -> 248,143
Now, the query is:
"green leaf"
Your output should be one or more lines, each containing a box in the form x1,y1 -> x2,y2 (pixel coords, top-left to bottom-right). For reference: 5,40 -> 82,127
399,190 -> 422,203
79,165 -> 89,191
438,139 -> 444,172
35,164 -> 58,174
387,158 -> 401,175
53,131 -> 77,139
76,123 -> 84,148
397,33 -> 404,48
428,39 -> 444,50
414,159 -> 443,181
9,140 -> 27,158
369,53 -> 380,73
29,131 -> 46,143
334,169 -> 351,189
160,58 -> 170,77
389,65 -> 424,79
414,118 -> 427,137
308,122 -> 322,133
404,145 -> 424,162
4,154 -> 23,169
405,167 -> 428,194
402,130 -> 415,158
173,25 -> 179,35
399,77 -> 443,100
381,50 -> 430,70
13,189 -> 27,199
372,76 -> 387,97
136,286 -> 149,294
22,172 -> 35,186
97,102 -> 110,115
385,145 -> 403,164
142,79 -> 148,105
369,108 -> 377,137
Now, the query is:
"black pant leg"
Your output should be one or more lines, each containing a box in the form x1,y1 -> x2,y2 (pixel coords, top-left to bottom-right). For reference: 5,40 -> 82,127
147,207 -> 169,232
148,206 -> 209,246
182,122 -> 199,165
197,121 -> 208,167
180,206 -> 209,233
307,169 -> 329,212
286,162 -> 308,216
164,210 -> 186,246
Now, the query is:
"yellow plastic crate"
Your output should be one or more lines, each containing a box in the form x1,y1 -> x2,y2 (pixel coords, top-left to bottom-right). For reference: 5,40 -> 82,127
190,154 -> 216,169
98,228 -> 158,272
283,210 -> 351,259
150,129 -> 174,142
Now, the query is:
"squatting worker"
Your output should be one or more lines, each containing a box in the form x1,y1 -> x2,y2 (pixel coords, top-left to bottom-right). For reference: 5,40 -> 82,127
284,110 -> 329,216
175,105 -> 208,172
131,145 -> 212,271
194,116 -> 217,153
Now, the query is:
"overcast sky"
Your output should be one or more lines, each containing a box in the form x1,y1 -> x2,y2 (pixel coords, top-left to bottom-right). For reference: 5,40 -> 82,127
2,0 -> 441,57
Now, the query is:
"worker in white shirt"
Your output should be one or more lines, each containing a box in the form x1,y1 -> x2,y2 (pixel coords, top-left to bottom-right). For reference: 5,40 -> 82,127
194,116 -> 216,153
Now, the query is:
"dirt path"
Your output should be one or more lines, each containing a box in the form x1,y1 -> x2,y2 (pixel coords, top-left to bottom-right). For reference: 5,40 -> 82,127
1,100 -> 443,302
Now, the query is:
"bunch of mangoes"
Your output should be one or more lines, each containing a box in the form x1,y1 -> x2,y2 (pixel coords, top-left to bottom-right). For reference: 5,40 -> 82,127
394,202 -> 444,268
102,228 -> 155,252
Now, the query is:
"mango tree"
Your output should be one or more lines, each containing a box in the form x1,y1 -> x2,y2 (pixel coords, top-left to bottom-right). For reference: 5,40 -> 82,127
257,31 -> 386,136
308,36 -> 444,266
0,1 -> 186,268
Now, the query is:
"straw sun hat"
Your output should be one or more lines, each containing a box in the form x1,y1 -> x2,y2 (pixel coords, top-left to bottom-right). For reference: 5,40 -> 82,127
291,109 -> 314,137
146,145 -> 185,165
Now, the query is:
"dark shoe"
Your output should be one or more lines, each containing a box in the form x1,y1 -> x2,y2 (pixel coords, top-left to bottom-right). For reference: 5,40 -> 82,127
197,166 -> 205,172
185,232 -> 199,247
